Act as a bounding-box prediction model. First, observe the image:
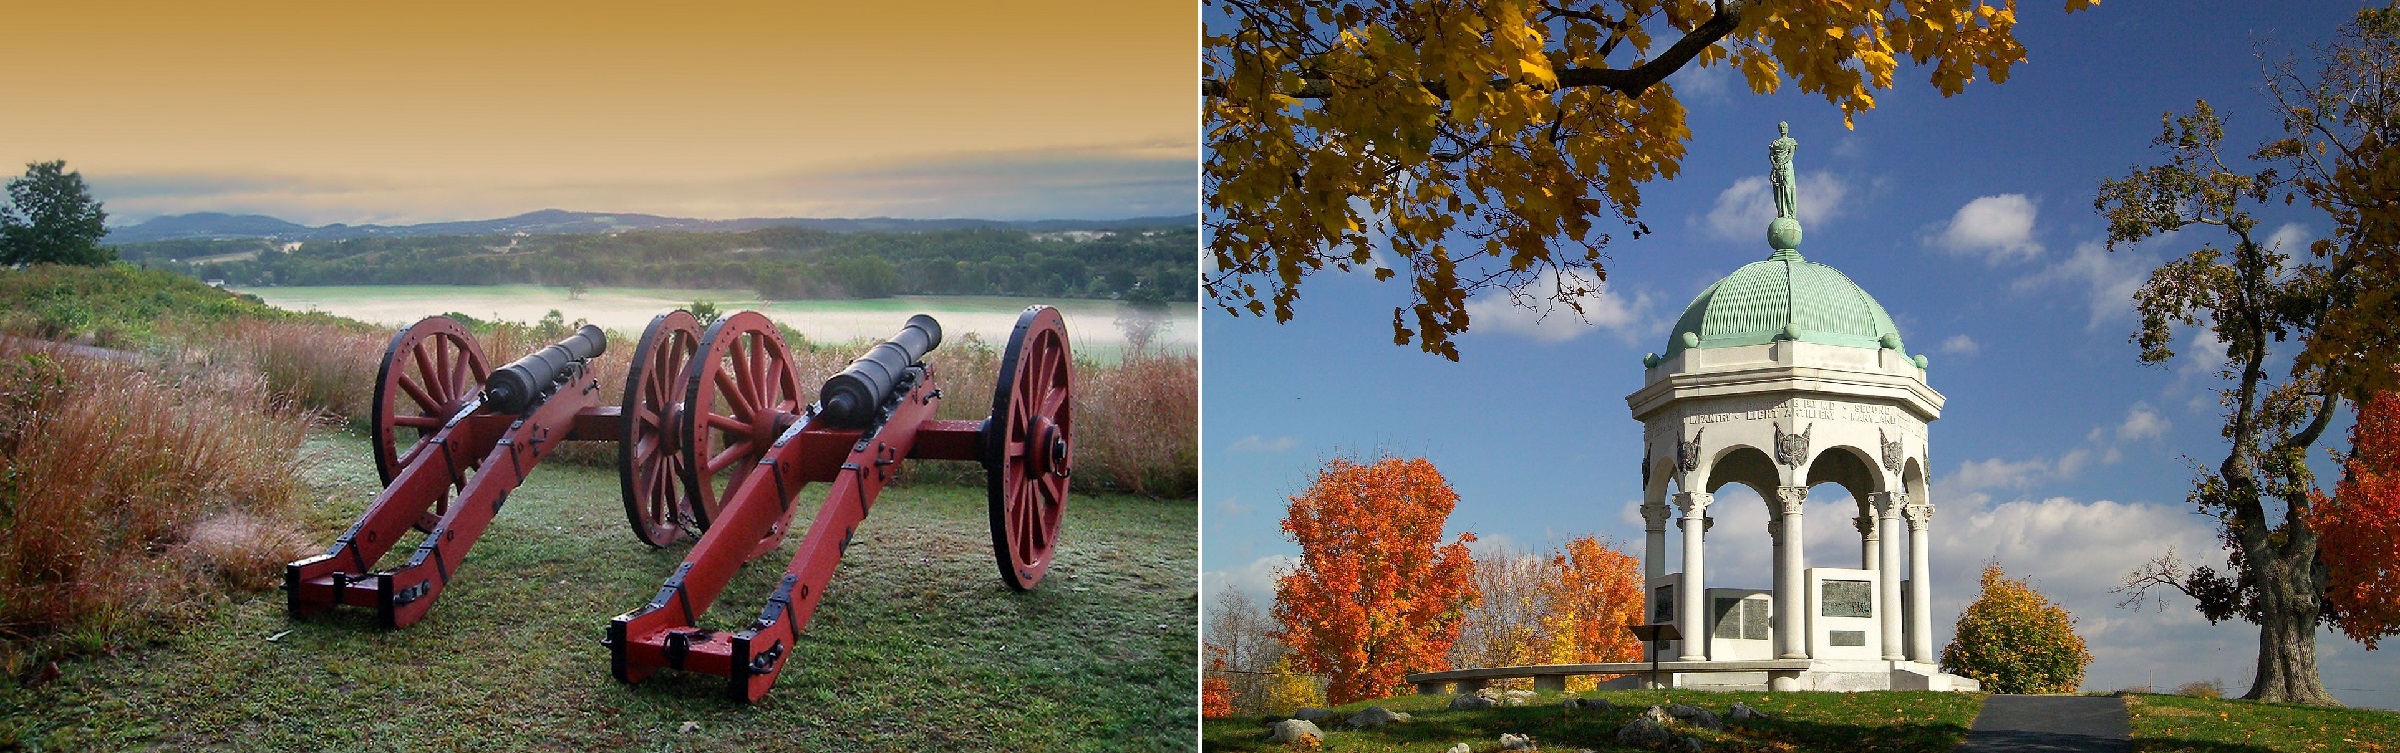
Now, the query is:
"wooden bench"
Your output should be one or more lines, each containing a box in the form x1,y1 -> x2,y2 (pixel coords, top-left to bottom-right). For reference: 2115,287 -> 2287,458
1406,659 -> 1814,694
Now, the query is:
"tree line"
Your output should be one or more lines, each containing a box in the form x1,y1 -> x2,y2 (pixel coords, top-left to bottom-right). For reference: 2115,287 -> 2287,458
124,223 -> 1198,301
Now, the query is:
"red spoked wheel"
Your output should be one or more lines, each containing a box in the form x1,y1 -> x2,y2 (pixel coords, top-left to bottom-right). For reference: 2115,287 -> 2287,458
678,311 -> 805,560
620,310 -> 704,548
371,316 -> 490,532
984,306 -> 1072,591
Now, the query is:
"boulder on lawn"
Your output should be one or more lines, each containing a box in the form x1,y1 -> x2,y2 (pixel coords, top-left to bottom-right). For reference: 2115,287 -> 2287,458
1665,703 -> 1724,731
1565,697 -> 1615,713
1268,719 -> 1323,745
1292,707 -> 1333,722
1348,706 -> 1409,728
1502,689 -> 1538,706
1445,744 -> 1471,753
1728,703 -> 1769,723
1615,707 -> 1677,748
1451,692 -> 1498,710
1500,732 -> 1534,750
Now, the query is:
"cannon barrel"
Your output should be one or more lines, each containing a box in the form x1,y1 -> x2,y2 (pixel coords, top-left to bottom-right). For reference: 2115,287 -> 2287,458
820,315 -> 942,427
484,324 -> 607,414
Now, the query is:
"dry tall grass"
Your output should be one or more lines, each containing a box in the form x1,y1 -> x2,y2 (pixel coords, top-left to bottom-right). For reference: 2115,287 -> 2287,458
0,340 -> 313,673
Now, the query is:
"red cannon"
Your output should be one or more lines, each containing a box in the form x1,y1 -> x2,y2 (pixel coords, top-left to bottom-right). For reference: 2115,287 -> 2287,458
284,307 -> 1072,702
607,307 -> 1073,701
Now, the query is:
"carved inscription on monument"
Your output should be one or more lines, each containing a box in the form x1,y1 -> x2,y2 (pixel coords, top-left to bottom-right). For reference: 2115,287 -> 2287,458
1683,398 -> 1900,426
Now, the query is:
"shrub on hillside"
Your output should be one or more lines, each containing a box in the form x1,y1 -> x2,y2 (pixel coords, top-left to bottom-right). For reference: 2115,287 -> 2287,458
1941,564 -> 2093,694
0,340 -> 312,671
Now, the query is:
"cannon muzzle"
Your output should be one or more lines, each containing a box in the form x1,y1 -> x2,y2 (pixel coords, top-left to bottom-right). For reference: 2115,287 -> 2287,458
820,315 -> 942,427
484,324 -> 608,414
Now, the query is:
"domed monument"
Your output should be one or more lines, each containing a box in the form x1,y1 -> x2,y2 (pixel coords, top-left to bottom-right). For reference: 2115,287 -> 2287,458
1624,123 -> 1975,692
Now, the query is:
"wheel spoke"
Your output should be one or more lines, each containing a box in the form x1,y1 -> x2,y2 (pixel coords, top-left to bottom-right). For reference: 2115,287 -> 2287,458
398,375 -> 441,414
393,414 -> 443,429
708,441 -> 753,473
714,368 -> 756,420
708,412 -> 750,434
410,343 -> 443,403
435,336 -> 453,397
448,340 -> 474,397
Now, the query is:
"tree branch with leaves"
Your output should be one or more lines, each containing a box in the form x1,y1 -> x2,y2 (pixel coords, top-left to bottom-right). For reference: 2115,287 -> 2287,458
1204,0 -> 2092,359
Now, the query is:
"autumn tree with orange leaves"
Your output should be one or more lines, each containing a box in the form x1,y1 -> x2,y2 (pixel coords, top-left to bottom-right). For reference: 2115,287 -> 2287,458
1273,456 -> 1479,704
1201,645 -> 1236,718
2313,390 -> 2400,650
1538,536 -> 1647,679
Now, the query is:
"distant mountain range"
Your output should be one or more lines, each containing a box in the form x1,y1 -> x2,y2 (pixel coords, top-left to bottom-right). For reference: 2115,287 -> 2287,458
106,209 -> 1199,243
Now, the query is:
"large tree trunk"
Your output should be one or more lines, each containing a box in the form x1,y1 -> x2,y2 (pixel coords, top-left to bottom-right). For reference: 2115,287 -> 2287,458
2246,550 -> 2340,705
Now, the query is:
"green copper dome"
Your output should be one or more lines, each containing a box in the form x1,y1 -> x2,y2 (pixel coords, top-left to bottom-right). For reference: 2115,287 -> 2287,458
1660,248 -> 1909,359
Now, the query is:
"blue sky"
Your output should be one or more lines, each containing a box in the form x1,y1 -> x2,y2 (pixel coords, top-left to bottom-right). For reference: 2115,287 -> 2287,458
1201,1 -> 2400,707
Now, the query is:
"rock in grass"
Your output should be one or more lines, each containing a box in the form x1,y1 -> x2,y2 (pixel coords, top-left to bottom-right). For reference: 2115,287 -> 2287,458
1268,719 -> 1323,745
1565,696 -> 1615,713
1500,732 -> 1534,750
1502,689 -> 1538,706
1728,702 -> 1768,723
1679,735 -> 1705,753
1292,707 -> 1333,722
1615,707 -> 1677,748
1452,692 -> 1498,710
1446,744 -> 1471,753
1665,703 -> 1724,731
1348,706 -> 1409,728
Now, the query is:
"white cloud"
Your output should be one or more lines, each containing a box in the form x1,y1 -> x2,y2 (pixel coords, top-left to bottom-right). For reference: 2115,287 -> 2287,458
1464,268 -> 1657,344
1933,194 -> 2043,264
1226,435 -> 1298,453
1939,334 -> 1979,356
2265,222 -> 2311,255
1947,404 -> 2169,496
1702,172 -> 1849,243
2013,240 -> 2155,330
1203,554 -> 1298,608
2117,404 -> 2170,442
1669,60 -> 1732,101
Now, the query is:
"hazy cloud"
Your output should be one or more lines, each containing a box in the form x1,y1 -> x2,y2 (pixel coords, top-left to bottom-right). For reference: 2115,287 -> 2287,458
1226,435 -> 1299,453
1934,194 -> 2043,264
1464,269 -> 1659,344
1702,172 -> 1849,242
2014,240 -> 2155,330
1940,334 -> 1980,356
1203,554 -> 1297,608
2117,404 -> 2170,442
89,142 -> 1196,226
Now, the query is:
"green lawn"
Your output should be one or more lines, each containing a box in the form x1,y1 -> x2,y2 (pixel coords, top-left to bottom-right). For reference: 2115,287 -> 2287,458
1,430 -> 1198,752
1204,688 -> 1984,752
2127,693 -> 2400,753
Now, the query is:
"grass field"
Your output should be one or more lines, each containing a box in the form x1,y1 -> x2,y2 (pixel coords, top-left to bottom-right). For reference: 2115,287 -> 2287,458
233,285 -> 1198,359
2126,692 -> 2400,753
1203,688 -> 1985,752
1,430 -> 1198,752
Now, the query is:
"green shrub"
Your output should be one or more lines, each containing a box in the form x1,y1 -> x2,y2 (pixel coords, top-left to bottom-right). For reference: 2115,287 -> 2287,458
1941,564 -> 2093,693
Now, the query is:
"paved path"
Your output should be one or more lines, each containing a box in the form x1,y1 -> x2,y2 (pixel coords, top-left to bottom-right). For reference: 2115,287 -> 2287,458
1956,695 -> 2132,753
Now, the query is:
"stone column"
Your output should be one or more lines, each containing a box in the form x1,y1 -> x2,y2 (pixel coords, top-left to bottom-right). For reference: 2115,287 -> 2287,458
1672,491 -> 1712,661
1873,492 -> 1906,661
1855,511 -> 1879,571
1773,486 -> 1809,659
1642,498 -> 1670,623
1905,500 -> 1936,663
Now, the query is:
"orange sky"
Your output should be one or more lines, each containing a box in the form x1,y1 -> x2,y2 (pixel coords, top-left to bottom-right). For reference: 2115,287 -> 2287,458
0,1 -> 1196,222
